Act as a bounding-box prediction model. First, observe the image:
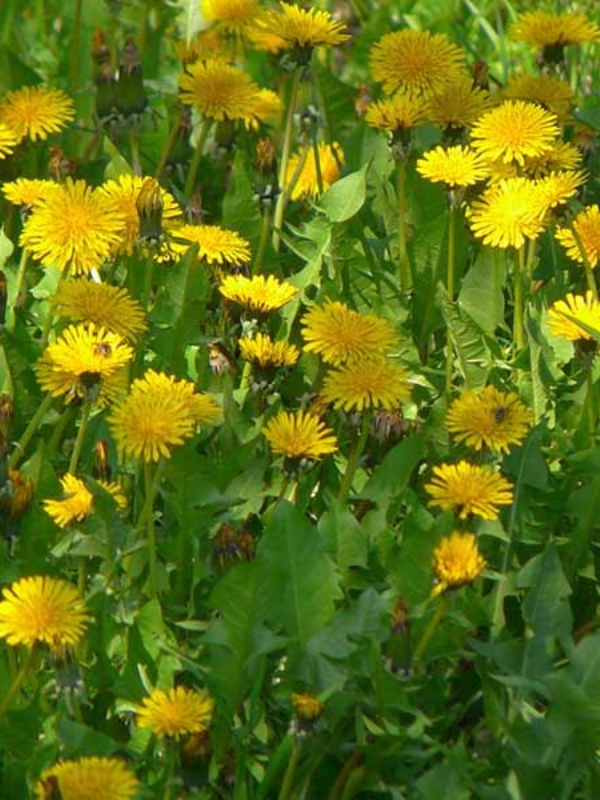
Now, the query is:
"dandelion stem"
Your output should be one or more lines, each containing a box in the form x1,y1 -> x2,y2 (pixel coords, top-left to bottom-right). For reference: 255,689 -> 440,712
327,749 -> 365,800
8,249 -> 29,330
278,740 -> 302,800
252,206 -> 272,275
0,647 -> 36,721
397,158 -> 410,294
68,397 -> 92,475
70,0 -> 83,95
7,393 -> 54,470
154,107 -> 181,181
273,71 -> 300,252
445,200 -> 458,395
513,246 -> 525,351
411,596 -> 447,665
585,365 -> 597,445
140,460 -> 161,598
184,118 -> 212,198
337,410 -> 372,502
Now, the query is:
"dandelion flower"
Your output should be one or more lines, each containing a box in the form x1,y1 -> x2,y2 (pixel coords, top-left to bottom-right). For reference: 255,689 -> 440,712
219,274 -> 298,313
2,178 -> 61,209
467,177 -> 546,249
36,756 -> 139,800
179,58 -> 266,124
555,205 -> 600,268
301,300 -> 396,365
43,474 -> 94,529
417,145 -> 489,188
510,11 -> 600,49
255,3 -> 349,52
262,410 -> 338,459
432,532 -> 486,597
20,178 -> 124,276
365,90 -> 428,133
547,291 -> 600,341
285,142 -> 343,201
239,333 -> 300,368
534,170 -> 585,211
201,0 -> 262,35
369,30 -> 466,95
292,692 -> 325,730
425,78 -> 492,131
523,141 -> 583,177
36,323 -> 133,404
0,575 -> 89,651
0,122 -> 18,158
424,461 -> 513,520
170,223 -> 251,266
504,74 -> 574,123
0,86 -> 75,142
470,101 -> 559,167
136,686 -> 214,739
446,385 -> 533,453
109,370 -> 221,463
321,358 -> 411,412
52,280 -> 147,342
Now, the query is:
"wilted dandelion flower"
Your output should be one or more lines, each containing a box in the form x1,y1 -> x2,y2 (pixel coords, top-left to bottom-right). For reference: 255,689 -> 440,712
321,358 -> 411,412
292,692 -> 325,730
369,30 -> 466,95
285,142 -> 343,201
503,74 -> 574,123
425,461 -> 513,519
36,756 -> 139,800
417,145 -> 489,188
555,205 -> 600,268
432,532 -> 486,597
169,223 -> 251,266
36,323 -> 133,404
43,474 -> 93,529
301,300 -> 396,365
52,280 -> 147,342
109,370 -> 221,463
470,101 -> 560,167
547,291 -> 600,341
0,575 -> 89,651
20,178 -> 124,276
239,333 -> 300,368
179,58 -> 267,124
136,686 -> 214,739
219,274 -> 298,313
0,469 -> 35,520
3,178 -> 60,209
510,10 -> 600,49
262,410 -> 338,459
0,86 -> 75,142
0,122 -> 18,158
467,177 -> 546,249
365,90 -> 428,134
256,2 -> 349,52
446,385 -> 533,453
425,78 -> 492,131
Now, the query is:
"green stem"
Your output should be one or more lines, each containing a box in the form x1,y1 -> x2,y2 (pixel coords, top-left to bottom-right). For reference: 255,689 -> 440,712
585,365 -> 597,445
273,71 -> 300,252
411,596 -> 447,665
154,108 -> 181,181
70,0 -> 83,94
130,127 -> 142,175
513,246 -> 525,351
397,158 -> 409,294
445,201 -> 457,395
327,749 -> 365,800
139,461 -> 161,598
278,741 -> 302,800
337,410 -> 372,502
7,393 -> 54,469
8,249 -> 29,330
40,263 -> 70,348
68,397 -> 92,474
252,206 -> 272,275
0,647 -> 36,721
184,118 -> 212,198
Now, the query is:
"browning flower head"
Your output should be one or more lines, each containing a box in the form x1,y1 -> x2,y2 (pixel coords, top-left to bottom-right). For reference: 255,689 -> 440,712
0,86 -> 75,142
555,204 -> 600,268
445,385 -> 533,453
36,756 -> 139,800
292,692 -> 325,724
417,145 -> 489,188
432,532 -> 486,597
262,410 -> 338,460
424,460 -> 513,519
547,291 -> 600,341
320,358 -> 411,412
136,686 -> 214,739
285,142 -> 343,200
52,280 -> 147,342
43,473 -> 94,529
219,274 -> 298,313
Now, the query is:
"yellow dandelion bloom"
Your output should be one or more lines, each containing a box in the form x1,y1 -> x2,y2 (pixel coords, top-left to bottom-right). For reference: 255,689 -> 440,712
292,692 -> 325,721
425,77 -> 492,131
470,100 -> 559,166
301,300 -> 396,365
547,291 -> 600,341
2,178 -> 60,208
43,474 -> 93,529
523,141 -> 584,178
136,686 -> 214,739
321,358 -> 411,412
534,170 -> 585,211
446,385 -> 533,453
239,333 -> 300,368
169,223 -> 251,266
262,410 -> 338,460
417,145 -> 489,188
219,274 -> 298,313
285,142 -> 343,201
555,204 -> 600,268
20,178 -> 125,277
109,369 -> 221,463
201,0 -> 262,34
98,480 -> 128,512
0,575 -> 89,651
99,174 -> 182,256
510,11 -> 600,48
424,461 -> 513,520
504,73 -> 574,123
432,532 -> 486,597
255,2 -> 349,51
0,122 -> 18,158
369,30 -> 466,95
36,756 -> 139,800
52,280 -> 147,342
365,90 -> 428,133
466,177 -> 546,249
0,86 -> 75,142
179,58 -> 266,123
36,323 -> 133,404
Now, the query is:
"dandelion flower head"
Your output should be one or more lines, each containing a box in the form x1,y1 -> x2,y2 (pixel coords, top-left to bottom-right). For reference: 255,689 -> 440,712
365,90 -> 428,133
432,532 -> 486,597
36,756 -> 140,800
262,410 -> 338,460
285,142 -> 343,201
219,274 -> 298,314
425,77 -> 492,131
169,223 -> 251,266
239,333 -> 300,368
510,11 -> 600,49
321,358 -> 411,412
201,0 -> 263,35
254,3 -> 349,52
466,177 -> 546,249
0,86 -> 75,142
0,122 -> 18,159
424,460 -> 513,520
555,204 -> 600,268
547,291 -> 600,342
3,178 -> 61,209
136,686 -> 214,739
43,473 -> 94,529
417,145 -> 489,188
179,58 -> 268,124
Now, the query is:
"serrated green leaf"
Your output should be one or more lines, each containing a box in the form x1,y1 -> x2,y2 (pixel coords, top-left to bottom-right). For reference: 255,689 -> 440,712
317,164 -> 368,222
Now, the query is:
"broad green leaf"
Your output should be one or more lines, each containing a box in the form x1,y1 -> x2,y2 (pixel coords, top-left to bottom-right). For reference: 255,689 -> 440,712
459,248 -> 506,335
516,543 -> 572,640
360,433 -> 425,509
439,285 -> 491,389
221,150 -> 262,240
317,164 -> 368,222
318,500 -> 368,572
